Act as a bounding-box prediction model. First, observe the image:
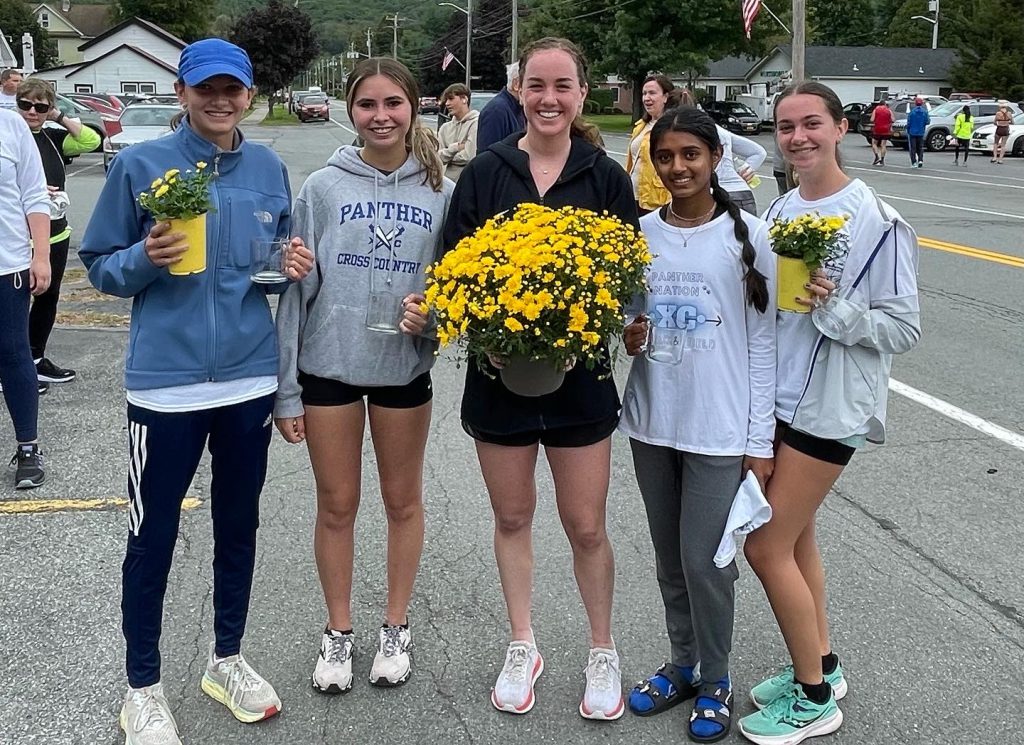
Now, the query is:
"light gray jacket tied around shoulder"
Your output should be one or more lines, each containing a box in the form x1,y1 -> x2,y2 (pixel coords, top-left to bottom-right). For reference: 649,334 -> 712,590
274,146 -> 454,419
765,185 -> 921,443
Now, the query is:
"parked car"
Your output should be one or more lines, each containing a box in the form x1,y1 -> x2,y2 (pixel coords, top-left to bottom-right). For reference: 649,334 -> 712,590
857,97 -> 945,144
53,94 -> 107,153
842,102 -> 870,132
296,92 -> 330,122
65,92 -> 124,118
704,100 -> 762,135
894,99 -> 1021,151
418,96 -> 440,115
103,104 -> 181,171
970,111 -> 1024,157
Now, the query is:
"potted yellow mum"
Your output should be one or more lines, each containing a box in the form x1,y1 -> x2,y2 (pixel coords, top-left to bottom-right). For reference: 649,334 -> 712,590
426,203 -> 651,396
769,212 -> 849,313
137,162 -> 213,275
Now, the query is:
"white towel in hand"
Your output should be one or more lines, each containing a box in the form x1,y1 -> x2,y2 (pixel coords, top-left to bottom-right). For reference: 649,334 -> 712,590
714,470 -> 773,568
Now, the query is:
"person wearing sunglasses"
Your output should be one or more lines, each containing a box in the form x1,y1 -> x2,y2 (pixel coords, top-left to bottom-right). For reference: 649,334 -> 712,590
15,79 -> 99,387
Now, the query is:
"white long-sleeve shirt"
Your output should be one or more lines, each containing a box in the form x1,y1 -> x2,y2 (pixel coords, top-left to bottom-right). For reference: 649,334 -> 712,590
716,126 -> 768,194
0,109 -> 50,275
620,208 -> 777,457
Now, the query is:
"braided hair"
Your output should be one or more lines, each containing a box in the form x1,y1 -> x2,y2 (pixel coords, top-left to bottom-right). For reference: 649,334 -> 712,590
650,107 -> 769,313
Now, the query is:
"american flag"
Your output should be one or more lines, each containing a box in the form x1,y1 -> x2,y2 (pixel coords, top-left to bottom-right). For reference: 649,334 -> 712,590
442,49 -> 455,71
742,0 -> 761,39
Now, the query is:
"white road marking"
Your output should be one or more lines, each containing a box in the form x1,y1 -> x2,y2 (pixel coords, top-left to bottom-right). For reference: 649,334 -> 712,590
845,165 -> 1024,190
329,117 -> 357,136
890,379 -> 1024,453
66,161 -> 103,178
877,194 -> 1024,221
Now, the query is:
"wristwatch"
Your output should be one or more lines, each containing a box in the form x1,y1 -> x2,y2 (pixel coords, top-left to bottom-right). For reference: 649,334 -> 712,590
55,111 -> 65,125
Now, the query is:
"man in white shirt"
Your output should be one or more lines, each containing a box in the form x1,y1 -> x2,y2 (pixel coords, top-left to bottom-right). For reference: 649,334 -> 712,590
0,69 -> 24,110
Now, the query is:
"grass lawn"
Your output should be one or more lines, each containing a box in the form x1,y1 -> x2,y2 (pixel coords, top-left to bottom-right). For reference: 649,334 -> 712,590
584,113 -> 635,133
260,107 -> 300,125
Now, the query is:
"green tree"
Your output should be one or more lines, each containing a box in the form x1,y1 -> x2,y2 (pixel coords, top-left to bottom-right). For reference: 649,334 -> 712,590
230,0 -> 320,114
114,0 -> 211,41
951,0 -> 1024,99
524,0 -> 759,118
0,0 -> 57,69
417,0 -> 512,96
810,0 -> 877,45
883,0 -> 972,48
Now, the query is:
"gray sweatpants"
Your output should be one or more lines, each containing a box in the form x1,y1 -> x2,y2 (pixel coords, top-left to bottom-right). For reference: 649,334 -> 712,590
630,439 -> 743,682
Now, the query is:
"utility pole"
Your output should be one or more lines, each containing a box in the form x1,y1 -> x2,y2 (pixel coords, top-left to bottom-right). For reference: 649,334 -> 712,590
791,0 -> 805,81
384,13 -> 407,59
511,0 -> 518,62
930,0 -> 939,49
465,0 -> 472,88
366,27 -> 373,58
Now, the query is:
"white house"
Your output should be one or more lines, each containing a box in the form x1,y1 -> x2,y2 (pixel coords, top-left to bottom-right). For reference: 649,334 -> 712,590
746,45 -> 958,103
31,3 -> 113,65
690,56 -> 760,102
32,17 -> 185,95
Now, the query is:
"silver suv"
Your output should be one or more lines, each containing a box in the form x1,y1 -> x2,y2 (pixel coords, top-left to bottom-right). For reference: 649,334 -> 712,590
893,99 -> 1022,152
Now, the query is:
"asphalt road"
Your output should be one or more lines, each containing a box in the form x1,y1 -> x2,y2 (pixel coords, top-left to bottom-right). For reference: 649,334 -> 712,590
1,111 -> 1022,744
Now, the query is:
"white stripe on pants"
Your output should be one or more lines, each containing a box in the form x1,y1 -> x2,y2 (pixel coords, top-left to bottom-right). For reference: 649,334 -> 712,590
127,421 -> 149,536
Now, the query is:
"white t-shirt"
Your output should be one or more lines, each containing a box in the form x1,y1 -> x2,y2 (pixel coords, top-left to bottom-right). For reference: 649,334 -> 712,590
0,110 -> 50,275
0,92 -> 17,111
716,127 -> 767,194
770,178 -> 867,425
127,376 -> 278,413
620,208 -> 777,458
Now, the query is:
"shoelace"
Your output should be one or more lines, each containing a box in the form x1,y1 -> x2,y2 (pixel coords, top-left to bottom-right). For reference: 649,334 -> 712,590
380,626 -> 407,658
10,448 -> 42,469
585,652 -> 618,691
128,688 -> 172,733
761,684 -> 803,722
222,657 -> 263,708
502,644 -> 531,683
325,634 -> 352,664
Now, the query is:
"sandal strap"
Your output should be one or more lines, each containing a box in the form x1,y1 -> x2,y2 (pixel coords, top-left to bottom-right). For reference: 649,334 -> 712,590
695,681 -> 733,707
652,662 -> 692,691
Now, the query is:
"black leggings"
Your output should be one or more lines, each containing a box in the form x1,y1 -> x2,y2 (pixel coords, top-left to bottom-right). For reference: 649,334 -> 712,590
954,138 -> 970,161
28,236 -> 69,360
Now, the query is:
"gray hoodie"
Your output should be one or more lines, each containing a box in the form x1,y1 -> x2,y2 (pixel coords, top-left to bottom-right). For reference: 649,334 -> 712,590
275,146 -> 454,418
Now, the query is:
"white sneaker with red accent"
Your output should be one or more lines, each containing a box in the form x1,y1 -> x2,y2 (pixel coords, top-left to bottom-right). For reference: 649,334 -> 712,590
200,643 -> 282,723
579,647 -> 624,720
491,641 -> 544,714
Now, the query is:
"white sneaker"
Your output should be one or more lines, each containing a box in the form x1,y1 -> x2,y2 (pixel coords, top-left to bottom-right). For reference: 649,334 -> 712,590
313,628 -> 355,694
119,683 -> 182,745
579,647 -> 624,720
200,643 -> 282,722
491,641 -> 544,714
369,625 -> 412,687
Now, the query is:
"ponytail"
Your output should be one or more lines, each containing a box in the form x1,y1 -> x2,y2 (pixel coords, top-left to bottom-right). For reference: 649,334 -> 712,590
709,173 -> 769,313
408,124 -> 445,192
570,115 -> 604,149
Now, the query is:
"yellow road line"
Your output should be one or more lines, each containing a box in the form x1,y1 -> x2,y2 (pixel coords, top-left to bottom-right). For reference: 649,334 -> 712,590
0,497 -> 202,515
919,236 -> 1024,268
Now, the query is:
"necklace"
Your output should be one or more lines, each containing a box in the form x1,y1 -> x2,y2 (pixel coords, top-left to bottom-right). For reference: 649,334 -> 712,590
668,202 -> 716,227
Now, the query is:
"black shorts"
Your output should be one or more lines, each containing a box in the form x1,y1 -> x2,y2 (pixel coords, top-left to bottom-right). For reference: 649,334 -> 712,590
462,413 -> 619,448
779,423 -> 856,466
872,134 -> 890,144
298,371 -> 432,409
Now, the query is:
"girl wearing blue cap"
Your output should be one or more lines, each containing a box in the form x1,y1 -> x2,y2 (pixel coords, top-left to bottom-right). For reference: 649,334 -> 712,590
80,39 -> 314,745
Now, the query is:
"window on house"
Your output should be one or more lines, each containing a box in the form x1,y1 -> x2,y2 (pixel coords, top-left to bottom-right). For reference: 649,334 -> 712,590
706,85 -> 718,101
873,86 -> 889,101
39,12 -> 49,28
74,84 -> 93,93
122,82 -> 157,94
726,85 -> 746,100
609,87 -> 619,102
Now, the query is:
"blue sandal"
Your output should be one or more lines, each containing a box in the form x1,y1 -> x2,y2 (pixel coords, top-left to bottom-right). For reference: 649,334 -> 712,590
628,663 -> 698,717
688,680 -> 733,743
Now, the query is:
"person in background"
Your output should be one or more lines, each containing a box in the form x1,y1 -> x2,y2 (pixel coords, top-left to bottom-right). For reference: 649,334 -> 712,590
952,105 -> 973,167
80,39 -> 313,745
625,73 -> 677,214
437,82 -> 479,182
0,106 -> 51,489
715,125 -> 767,215
869,98 -> 892,167
992,100 -> 1012,164
0,69 -> 23,110
16,78 -> 100,386
772,137 -> 792,195
906,97 -> 929,169
477,62 -> 524,152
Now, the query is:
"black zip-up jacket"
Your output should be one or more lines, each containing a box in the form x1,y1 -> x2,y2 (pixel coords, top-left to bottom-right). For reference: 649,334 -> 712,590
442,133 -> 640,435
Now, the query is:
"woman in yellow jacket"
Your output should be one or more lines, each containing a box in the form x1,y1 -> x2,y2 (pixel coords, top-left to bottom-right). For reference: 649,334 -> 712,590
626,74 -> 680,213
953,105 -> 973,167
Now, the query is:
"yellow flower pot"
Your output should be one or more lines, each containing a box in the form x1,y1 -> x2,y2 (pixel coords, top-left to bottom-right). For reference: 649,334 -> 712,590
777,255 -> 812,313
167,213 -> 207,276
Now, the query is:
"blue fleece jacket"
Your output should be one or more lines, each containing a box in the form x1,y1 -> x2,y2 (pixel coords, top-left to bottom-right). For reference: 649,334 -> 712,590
79,119 -> 292,391
906,105 -> 930,137
477,87 -> 525,153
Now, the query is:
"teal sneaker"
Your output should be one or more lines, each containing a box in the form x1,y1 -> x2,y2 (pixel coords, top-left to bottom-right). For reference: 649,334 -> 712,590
738,685 -> 842,745
750,662 -> 847,709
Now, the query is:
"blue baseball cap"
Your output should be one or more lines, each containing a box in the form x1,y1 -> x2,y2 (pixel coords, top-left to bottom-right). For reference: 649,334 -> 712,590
178,39 -> 253,88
